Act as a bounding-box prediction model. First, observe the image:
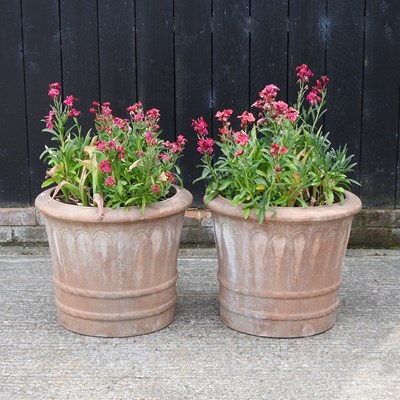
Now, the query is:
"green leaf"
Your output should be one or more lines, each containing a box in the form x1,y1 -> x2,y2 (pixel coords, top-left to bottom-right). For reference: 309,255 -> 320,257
41,178 -> 58,188
204,191 -> 217,205
219,181 -> 232,191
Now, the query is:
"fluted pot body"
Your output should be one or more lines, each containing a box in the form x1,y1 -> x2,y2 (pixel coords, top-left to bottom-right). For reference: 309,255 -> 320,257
207,191 -> 362,338
35,186 -> 193,337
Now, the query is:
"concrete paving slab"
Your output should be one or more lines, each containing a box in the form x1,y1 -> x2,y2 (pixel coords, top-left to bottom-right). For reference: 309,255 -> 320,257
0,247 -> 399,399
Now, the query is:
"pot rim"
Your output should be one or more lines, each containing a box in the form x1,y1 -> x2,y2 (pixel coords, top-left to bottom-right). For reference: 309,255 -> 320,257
206,190 -> 362,223
35,185 -> 193,223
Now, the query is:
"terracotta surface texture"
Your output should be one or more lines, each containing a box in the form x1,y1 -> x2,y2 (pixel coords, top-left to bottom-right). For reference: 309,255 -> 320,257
35,186 -> 193,337
207,191 -> 362,338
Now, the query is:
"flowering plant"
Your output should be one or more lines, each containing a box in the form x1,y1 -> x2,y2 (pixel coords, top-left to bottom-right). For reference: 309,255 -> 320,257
41,83 -> 186,214
193,64 -> 358,223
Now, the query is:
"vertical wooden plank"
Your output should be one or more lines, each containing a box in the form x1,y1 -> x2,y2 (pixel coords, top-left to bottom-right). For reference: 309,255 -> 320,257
136,0 -> 175,141
175,0 -> 212,203
213,0 -> 250,132
362,0 -> 400,207
98,0 -> 136,117
0,1 -> 30,205
22,0 -> 62,202
398,95 -> 400,208
250,0 -> 288,103
60,0 -> 100,130
325,0 -> 364,192
288,0 -> 327,103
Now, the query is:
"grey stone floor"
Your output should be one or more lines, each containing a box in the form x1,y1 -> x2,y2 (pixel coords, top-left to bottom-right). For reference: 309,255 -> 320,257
0,246 -> 399,400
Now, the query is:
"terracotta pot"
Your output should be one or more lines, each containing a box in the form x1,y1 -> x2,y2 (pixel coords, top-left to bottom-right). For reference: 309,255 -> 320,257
207,191 -> 362,338
35,186 -> 192,337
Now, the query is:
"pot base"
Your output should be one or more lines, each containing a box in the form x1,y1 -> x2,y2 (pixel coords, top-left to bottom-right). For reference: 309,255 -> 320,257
57,306 -> 175,338
220,306 -> 337,338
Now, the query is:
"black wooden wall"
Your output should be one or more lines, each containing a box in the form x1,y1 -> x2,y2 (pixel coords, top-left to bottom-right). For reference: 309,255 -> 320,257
0,0 -> 399,206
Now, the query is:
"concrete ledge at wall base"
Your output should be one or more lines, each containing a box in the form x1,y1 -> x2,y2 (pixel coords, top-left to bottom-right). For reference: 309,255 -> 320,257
0,207 -> 400,248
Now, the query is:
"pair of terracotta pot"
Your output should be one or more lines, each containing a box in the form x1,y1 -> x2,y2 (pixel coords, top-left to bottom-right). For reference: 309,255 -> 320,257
36,187 -> 361,338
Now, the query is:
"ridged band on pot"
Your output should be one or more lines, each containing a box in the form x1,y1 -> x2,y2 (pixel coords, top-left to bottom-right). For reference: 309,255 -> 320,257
35,186 -> 193,337
206,191 -> 362,338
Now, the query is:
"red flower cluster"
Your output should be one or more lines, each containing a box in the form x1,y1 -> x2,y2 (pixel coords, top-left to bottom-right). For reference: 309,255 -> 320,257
44,110 -> 55,130
234,131 -> 249,146
151,185 -> 160,194
270,143 -> 288,156
197,137 -> 215,155
104,176 -> 116,187
306,75 -> 329,106
145,131 -> 157,146
252,85 -> 299,125
238,111 -> 255,129
193,116 -> 215,155
99,160 -> 112,174
192,117 -> 208,136
215,109 -> 233,123
163,135 -> 187,155
45,83 -> 81,125
48,83 -> 60,99
296,64 -> 314,83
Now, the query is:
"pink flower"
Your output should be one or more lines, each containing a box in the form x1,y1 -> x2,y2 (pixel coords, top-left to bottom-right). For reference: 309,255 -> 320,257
105,176 -> 116,187
48,89 -> 59,99
63,95 -> 78,108
113,117 -> 129,129
134,113 -> 145,122
92,101 -> 100,107
270,143 -> 280,156
177,135 -> 187,146
49,82 -> 60,90
108,140 -> 116,148
259,84 -> 280,101
238,111 -> 256,128
273,101 -> 288,115
234,149 -> 244,157
275,166 -> 282,173
296,64 -> 314,83
159,153 -> 170,161
48,83 -> 61,99
99,160 -> 112,174
270,143 -> 287,156
234,131 -> 249,146
163,135 -> 186,154
306,91 -> 322,106
309,75 -> 329,101
219,127 -> 231,136
67,108 -> 80,118
192,117 -> 208,136
321,75 -> 329,87
285,107 -> 299,123
165,172 -> 176,183
151,185 -> 160,194
135,151 -> 144,158
146,108 -> 160,120
126,101 -> 143,115
89,107 -> 97,114
215,109 -> 233,123
144,131 -> 157,146
117,146 -> 125,159
101,105 -> 112,117
44,110 -> 55,130
257,117 -> 267,126
197,137 -> 215,155
96,140 -> 107,151
252,99 -> 265,109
